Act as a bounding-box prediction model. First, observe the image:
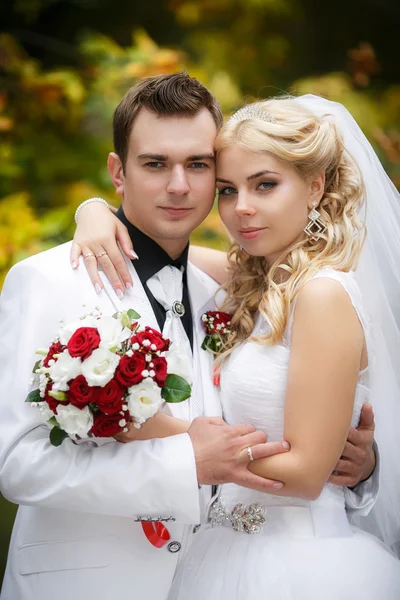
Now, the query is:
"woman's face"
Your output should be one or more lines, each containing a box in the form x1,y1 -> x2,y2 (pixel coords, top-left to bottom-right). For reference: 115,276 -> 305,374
217,144 -> 324,264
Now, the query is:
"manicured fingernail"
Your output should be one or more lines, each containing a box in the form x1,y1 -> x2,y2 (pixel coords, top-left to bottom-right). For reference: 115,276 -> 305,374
116,288 -> 124,298
273,482 -> 283,489
72,261 -> 77,269
282,441 -> 290,449
126,282 -> 133,293
130,250 -> 139,260
95,283 -> 102,294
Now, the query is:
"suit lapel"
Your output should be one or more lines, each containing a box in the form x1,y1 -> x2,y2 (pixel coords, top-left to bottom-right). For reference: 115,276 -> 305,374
187,263 -> 223,418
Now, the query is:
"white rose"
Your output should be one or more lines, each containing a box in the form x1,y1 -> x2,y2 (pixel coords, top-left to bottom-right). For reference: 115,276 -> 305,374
59,316 -> 99,345
165,348 -> 192,384
49,350 -> 82,391
55,404 -> 93,438
81,347 -> 120,387
97,315 -> 131,351
127,378 -> 163,426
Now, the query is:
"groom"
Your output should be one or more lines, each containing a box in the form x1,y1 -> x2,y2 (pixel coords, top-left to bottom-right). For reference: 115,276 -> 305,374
0,73 -> 377,600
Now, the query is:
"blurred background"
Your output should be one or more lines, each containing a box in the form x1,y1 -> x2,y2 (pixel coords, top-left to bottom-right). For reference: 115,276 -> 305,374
0,0 -> 399,582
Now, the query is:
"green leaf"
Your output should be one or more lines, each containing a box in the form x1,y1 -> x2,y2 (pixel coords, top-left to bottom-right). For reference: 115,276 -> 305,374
127,308 -> 141,320
161,374 -> 191,403
47,416 -> 58,427
32,359 -> 42,373
25,389 -> 41,403
48,390 -> 67,402
120,312 -> 130,329
49,426 -> 69,447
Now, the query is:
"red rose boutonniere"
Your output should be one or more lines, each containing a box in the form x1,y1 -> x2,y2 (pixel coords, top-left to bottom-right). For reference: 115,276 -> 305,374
201,311 -> 232,386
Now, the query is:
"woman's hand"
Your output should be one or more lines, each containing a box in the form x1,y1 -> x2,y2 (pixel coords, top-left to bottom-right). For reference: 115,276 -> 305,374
70,200 -> 137,297
114,412 -> 189,442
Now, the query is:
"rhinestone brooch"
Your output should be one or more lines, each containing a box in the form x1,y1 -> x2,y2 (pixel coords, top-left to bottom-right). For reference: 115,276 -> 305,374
209,499 -> 266,534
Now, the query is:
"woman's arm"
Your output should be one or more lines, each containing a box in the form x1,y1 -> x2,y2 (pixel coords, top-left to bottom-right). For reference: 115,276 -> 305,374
189,246 -> 230,285
249,277 -> 365,500
70,200 -> 136,296
115,412 -> 189,442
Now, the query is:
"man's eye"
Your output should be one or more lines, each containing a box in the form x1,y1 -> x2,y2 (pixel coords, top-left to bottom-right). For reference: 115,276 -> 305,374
258,181 -> 276,191
190,162 -> 208,169
218,187 -> 237,196
145,162 -> 164,168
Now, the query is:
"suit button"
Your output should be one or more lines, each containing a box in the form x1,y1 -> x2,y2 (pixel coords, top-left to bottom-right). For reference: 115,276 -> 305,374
167,541 -> 181,553
193,524 -> 201,533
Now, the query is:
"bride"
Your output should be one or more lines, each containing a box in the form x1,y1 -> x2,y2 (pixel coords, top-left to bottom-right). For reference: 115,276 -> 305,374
71,95 -> 400,598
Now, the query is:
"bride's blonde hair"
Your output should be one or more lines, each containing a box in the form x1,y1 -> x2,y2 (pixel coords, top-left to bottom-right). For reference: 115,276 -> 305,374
216,96 -> 366,357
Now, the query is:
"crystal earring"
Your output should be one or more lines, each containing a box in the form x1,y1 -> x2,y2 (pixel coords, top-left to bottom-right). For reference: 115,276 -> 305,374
304,201 -> 326,242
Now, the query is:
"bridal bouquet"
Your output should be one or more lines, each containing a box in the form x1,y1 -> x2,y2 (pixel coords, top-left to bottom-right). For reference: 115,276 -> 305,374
26,309 -> 191,446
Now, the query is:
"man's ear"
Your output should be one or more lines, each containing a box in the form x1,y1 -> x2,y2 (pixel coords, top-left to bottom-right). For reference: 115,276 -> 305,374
108,152 -> 124,197
309,171 -> 326,208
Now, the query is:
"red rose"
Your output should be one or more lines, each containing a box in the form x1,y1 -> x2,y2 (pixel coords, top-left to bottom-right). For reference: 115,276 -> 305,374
67,375 -> 94,409
116,352 -> 146,387
90,411 -> 128,438
95,379 -> 126,414
151,356 -> 168,387
131,326 -> 170,352
67,327 -> 100,360
43,341 -> 65,367
202,311 -> 231,335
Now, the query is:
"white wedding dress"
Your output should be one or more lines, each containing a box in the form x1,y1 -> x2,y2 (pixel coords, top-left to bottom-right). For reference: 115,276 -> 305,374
169,269 -> 400,600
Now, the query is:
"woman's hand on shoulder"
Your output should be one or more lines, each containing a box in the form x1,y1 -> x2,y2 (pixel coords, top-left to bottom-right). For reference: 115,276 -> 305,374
70,199 -> 136,297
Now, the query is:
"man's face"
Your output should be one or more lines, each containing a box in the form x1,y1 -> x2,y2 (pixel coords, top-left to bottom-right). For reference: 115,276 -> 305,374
108,107 -> 217,251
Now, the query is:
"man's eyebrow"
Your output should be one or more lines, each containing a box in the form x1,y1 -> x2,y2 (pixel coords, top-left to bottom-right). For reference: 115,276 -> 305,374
187,154 -> 215,161
137,154 -> 167,160
137,153 -> 215,162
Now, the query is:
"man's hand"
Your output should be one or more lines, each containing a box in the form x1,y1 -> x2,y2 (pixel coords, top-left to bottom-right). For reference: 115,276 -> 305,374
329,403 -> 376,487
188,416 -> 290,493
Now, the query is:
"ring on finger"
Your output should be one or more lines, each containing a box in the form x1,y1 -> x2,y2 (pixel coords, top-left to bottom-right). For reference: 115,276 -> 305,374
83,252 -> 95,259
247,446 -> 254,462
95,251 -> 108,258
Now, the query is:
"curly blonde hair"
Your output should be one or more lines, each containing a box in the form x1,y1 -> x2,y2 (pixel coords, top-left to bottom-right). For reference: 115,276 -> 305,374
216,96 -> 366,358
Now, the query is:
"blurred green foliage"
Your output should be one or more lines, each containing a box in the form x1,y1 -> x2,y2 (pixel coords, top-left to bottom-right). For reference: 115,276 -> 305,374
0,0 -> 399,582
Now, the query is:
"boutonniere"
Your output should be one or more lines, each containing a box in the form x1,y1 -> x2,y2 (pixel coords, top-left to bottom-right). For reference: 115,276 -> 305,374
201,311 -> 232,386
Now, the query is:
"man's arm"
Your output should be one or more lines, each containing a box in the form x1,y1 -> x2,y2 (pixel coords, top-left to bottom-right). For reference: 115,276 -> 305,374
330,404 -> 379,515
0,257 -> 288,522
0,259 -> 203,522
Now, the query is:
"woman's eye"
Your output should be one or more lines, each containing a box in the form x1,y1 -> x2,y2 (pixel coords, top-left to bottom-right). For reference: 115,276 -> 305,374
258,181 -> 276,191
218,187 -> 237,196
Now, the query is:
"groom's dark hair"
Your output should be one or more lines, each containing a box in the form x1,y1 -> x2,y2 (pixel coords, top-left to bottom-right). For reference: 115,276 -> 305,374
113,71 -> 223,169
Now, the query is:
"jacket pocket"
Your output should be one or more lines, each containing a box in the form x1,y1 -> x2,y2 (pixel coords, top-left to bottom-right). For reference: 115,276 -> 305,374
18,539 -> 114,574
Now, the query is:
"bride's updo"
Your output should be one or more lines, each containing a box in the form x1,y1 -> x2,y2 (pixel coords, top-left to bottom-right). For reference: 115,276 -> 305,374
216,96 -> 366,350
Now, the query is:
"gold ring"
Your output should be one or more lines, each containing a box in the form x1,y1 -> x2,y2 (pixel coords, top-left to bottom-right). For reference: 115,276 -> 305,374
83,252 -> 95,259
95,251 -> 108,258
247,446 -> 254,462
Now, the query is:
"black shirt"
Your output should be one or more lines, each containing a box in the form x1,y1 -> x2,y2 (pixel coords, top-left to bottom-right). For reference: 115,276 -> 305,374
116,207 -> 193,349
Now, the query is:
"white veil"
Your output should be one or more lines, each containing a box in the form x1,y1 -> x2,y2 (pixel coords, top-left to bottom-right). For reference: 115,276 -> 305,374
297,95 -> 400,553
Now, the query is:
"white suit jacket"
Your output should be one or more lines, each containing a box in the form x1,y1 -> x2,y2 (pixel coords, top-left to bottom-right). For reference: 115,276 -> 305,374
0,242 -> 378,599
0,242 -> 221,600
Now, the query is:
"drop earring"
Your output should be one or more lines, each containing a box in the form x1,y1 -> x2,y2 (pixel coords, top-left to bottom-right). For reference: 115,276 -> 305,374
304,201 -> 326,242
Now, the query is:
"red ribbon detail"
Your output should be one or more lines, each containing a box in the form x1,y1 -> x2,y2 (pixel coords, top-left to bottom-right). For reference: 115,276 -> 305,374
141,521 -> 171,548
